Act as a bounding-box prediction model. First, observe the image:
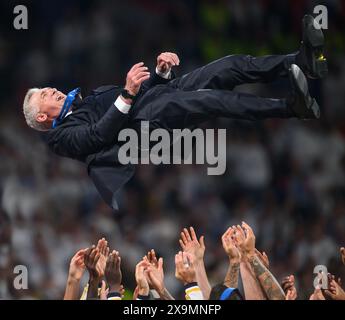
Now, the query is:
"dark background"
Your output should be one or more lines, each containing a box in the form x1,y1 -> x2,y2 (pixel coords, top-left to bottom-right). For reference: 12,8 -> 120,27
0,0 -> 344,299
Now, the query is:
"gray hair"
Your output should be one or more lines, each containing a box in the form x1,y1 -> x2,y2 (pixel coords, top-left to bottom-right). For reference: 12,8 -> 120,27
23,88 -> 49,131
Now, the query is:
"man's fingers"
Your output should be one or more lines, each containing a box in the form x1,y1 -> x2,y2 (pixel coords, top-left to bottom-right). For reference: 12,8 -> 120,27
134,73 -> 150,83
161,55 -> 176,66
235,225 -> 245,239
183,228 -> 192,242
101,280 -> 106,291
161,52 -> 179,66
242,221 -> 254,236
167,52 -> 179,65
169,53 -> 180,65
133,71 -> 150,80
130,62 -> 145,71
190,227 -> 197,241
180,232 -> 188,245
129,67 -> 148,79
179,239 -> 186,250
83,247 -> 92,263
131,66 -> 149,75
175,251 -> 183,267
115,256 -> 121,270
89,247 -> 97,259
158,257 -> 163,270
199,235 -> 205,248
93,252 -> 101,267
75,249 -> 86,257
324,290 -> 335,299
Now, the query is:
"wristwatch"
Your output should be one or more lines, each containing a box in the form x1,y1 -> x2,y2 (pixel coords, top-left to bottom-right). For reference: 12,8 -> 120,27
121,89 -> 136,101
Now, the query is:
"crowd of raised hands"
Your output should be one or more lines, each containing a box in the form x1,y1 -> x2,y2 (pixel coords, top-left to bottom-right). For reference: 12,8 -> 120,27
63,223 -> 345,300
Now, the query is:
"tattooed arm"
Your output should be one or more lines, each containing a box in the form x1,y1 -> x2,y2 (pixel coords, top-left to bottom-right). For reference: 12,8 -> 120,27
224,261 -> 240,288
238,222 -> 284,300
240,261 -> 267,300
233,222 -> 283,300
222,227 -> 240,288
248,255 -> 285,300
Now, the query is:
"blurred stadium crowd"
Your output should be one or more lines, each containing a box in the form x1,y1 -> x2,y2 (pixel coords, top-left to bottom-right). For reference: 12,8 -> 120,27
0,0 -> 345,299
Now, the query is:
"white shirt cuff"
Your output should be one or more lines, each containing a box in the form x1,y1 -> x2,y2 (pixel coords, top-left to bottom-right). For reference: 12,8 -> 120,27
114,95 -> 132,114
156,67 -> 172,79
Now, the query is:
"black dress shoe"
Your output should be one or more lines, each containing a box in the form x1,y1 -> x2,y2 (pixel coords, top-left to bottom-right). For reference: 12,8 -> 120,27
297,14 -> 328,79
288,64 -> 321,119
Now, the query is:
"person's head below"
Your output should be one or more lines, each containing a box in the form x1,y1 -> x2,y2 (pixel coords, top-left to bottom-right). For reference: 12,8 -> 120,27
209,284 -> 244,300
23,87 -> 66,131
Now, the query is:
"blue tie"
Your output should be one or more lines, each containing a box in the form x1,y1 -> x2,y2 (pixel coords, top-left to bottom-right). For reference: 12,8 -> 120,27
52,88 -> 80,129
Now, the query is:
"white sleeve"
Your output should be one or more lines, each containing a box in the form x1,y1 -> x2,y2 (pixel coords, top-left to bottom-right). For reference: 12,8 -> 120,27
114,95 -> 132,114
155,67 -> 172,79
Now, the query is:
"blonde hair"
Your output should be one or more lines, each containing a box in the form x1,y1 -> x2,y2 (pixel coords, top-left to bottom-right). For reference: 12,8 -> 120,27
23,88 -> 49,131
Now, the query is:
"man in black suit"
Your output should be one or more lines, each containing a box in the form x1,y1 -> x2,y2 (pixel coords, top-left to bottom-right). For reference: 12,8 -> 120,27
23,15 -> 327,210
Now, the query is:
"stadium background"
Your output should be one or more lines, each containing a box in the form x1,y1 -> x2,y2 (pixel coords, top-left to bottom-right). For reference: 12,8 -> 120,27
0,0 -> 344,299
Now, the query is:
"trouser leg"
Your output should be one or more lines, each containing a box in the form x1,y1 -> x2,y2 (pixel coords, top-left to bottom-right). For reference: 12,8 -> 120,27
146,89 -> 294,130
168,54 -> 297,91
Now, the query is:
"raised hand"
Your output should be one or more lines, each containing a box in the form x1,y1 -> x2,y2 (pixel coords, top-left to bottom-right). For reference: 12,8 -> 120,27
222,227 -> 241,263
96,238 -> 110,279
309,288 -> 325,300
324,279 -> 345,300
143,250 -> 165,294
179,227 -> 205,262
146,258 -> 165,294
99,280 -> 109,300
64,248 -> 87,300
124,62 -> 151,97
68,249 -> 87,281
157,52 -> 180,74
84,246 -> 101,281
175,251 -> 197,285
233,222 -> 256,259
135,261 -> 150,297
281,275 -> 297,300
146,249 -> 159,267
105,250 -> 122,293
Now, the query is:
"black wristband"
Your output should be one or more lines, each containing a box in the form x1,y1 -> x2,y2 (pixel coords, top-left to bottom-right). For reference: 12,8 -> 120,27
121,89 -> 136,101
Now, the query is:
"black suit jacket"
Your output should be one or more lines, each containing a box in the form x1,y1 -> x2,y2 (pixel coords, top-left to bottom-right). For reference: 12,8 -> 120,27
46,72 -> 173,210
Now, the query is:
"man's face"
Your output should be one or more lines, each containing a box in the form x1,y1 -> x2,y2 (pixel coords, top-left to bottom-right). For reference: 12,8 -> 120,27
31,87 -> 66,124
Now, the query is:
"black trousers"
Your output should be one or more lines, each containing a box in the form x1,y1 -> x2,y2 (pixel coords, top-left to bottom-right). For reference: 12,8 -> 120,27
133,54 -> 297,130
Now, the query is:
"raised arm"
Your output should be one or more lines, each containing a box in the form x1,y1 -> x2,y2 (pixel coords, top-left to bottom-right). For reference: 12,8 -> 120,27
175,251 -> 204,300
281,275 -> 298,300
221,227 -> 241,288
104,250 -> 123,300
84,246 -> 102,300
179,227 -> 211,299
141,52 -> 179,91
63,249 -> 86,300
237,222 -> 285,300
144,249 -> 175,300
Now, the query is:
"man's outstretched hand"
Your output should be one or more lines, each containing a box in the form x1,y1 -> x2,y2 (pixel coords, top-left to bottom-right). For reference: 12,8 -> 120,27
157,52 -> 180,74
124,62 -> 151,98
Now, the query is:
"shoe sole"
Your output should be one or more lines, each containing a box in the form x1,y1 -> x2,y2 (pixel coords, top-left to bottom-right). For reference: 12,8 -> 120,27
303,15 -> 325,48
290,64 -> 320,119
302,15 -> 328,79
